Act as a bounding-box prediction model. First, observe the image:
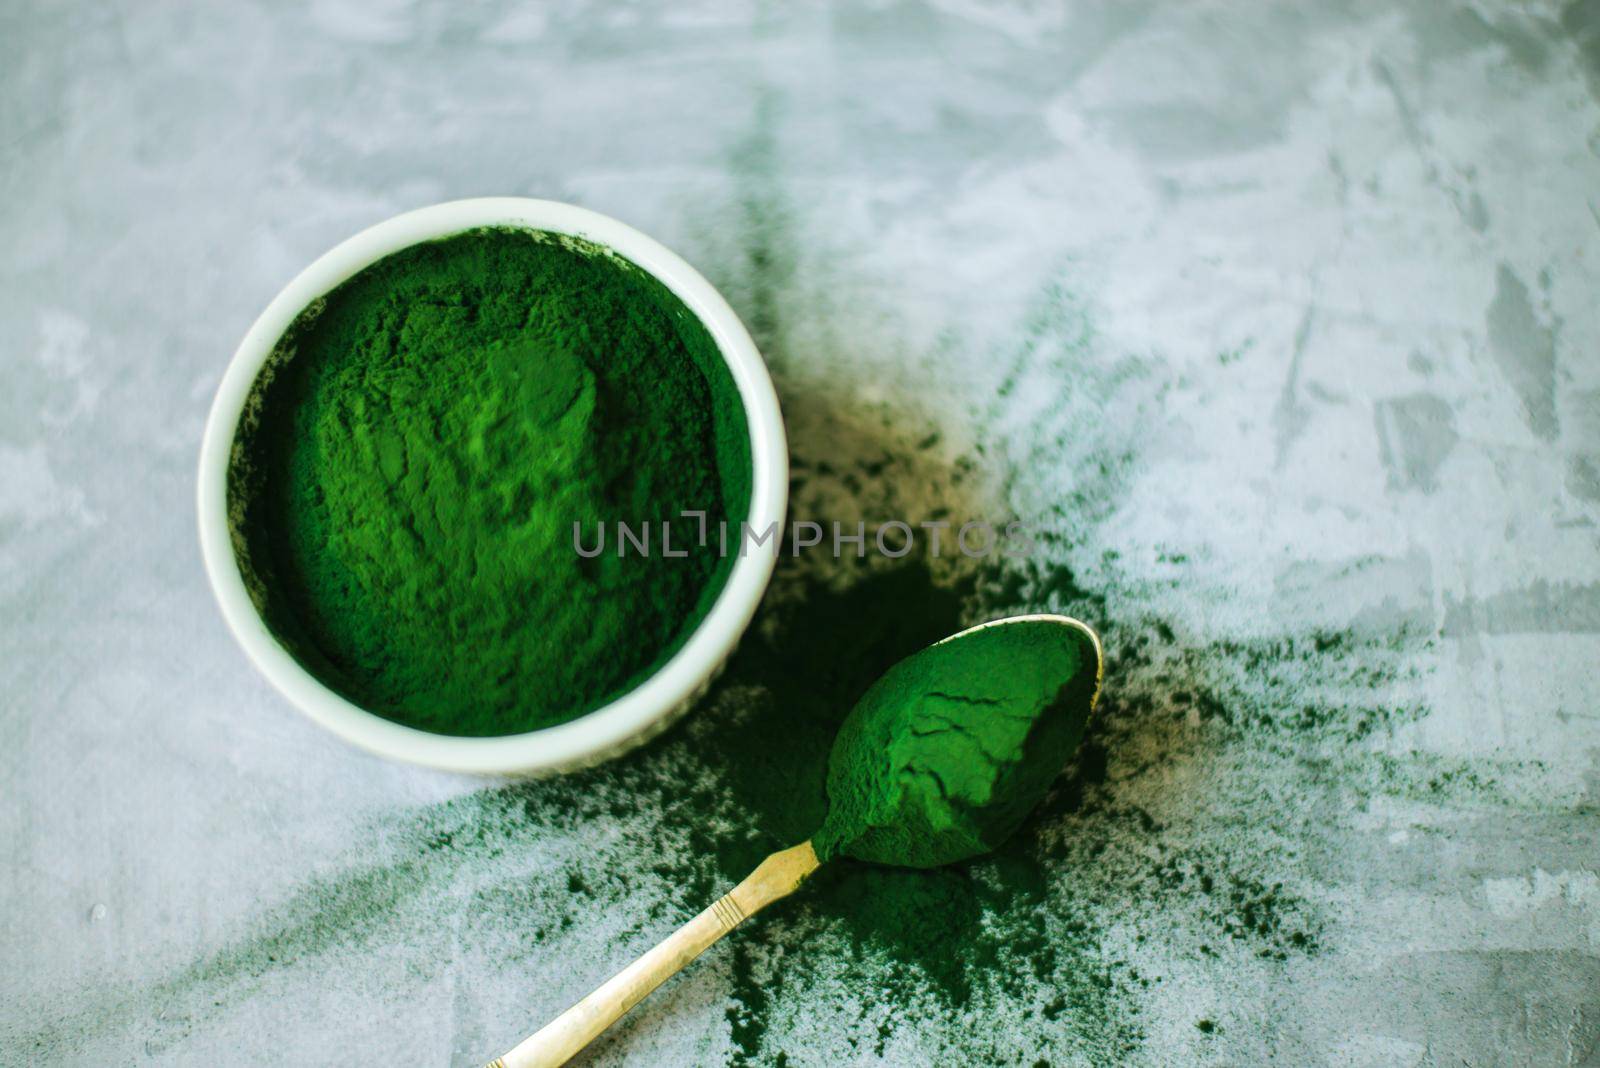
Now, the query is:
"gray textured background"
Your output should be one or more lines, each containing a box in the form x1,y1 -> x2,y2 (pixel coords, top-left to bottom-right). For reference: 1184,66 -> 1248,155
4,2 -> 1599,1065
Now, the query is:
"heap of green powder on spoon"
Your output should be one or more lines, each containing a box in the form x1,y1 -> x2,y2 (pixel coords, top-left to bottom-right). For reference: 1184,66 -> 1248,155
488,614 -> 1103,1068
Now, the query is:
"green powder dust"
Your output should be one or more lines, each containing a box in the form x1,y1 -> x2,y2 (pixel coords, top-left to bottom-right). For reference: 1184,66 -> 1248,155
815,618 -> 1102,868
227,228 -> 751,736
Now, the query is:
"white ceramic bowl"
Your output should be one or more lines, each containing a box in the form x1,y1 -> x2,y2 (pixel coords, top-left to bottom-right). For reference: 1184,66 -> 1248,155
197,198 -> 787,775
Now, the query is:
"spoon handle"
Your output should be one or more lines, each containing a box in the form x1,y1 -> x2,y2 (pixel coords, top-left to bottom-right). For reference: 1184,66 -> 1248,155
488,840 -> 821,1068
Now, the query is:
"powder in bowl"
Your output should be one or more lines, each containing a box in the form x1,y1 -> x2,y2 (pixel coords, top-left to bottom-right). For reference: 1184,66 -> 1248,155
227,227 -> 752,736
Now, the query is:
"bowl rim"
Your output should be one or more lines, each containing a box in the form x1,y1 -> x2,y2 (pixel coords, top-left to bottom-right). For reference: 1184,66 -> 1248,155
196,197 -> 787,775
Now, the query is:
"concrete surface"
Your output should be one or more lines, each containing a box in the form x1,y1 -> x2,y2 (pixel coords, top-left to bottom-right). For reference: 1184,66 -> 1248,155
3,1 -> 1599,1065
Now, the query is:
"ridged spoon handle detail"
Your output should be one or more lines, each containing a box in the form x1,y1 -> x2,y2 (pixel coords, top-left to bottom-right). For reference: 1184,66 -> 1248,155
487,840 -> 821,1068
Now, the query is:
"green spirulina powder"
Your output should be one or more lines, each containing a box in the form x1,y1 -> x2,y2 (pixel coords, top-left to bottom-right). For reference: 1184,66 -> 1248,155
228,228 -> 751,736
815,618 -> 1102,868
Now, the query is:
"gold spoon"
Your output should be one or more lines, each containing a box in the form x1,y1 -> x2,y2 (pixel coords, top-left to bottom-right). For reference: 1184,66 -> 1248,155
486,613 -> 1102,1068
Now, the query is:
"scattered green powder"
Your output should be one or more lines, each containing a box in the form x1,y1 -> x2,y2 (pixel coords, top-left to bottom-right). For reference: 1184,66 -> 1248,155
228,228 -> 751,735
41,189 -> 1458,1065
149,256 -> 1378,1064
815,618 -> 1102,868
24,130 -> 1549,1065
39,525 -> 1422,1063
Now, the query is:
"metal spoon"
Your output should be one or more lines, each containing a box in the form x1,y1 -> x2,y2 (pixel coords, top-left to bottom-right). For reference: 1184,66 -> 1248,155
486,613 -> 1102,1068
